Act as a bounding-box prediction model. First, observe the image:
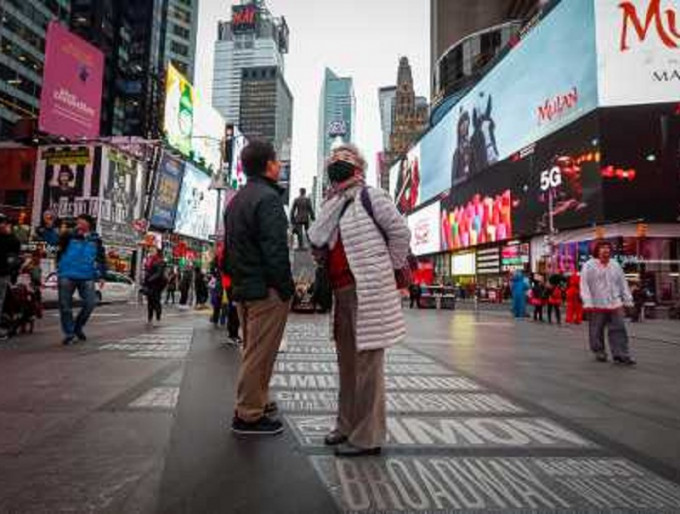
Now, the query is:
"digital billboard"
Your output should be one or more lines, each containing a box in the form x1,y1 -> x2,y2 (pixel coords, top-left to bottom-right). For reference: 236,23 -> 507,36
38,22 -> 104,139
164,63 -> 195,156
174,163 -> 218,241
407,201 -> 441,256
150,152 -> 185,230
230,128 -> 248,188
31,146 -> 102,227
596,0 -> 680,107
393,145 -> 421,214
402,0 -> 599,209
164,63 -> 224,171
439,111 -> 603,252
232,4 -> 258,34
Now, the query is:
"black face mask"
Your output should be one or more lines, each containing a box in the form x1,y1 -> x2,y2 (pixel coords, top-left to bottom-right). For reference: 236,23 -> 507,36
327,160 -> 356,184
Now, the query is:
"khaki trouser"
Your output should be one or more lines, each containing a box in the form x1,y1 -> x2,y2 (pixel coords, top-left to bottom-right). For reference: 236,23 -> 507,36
236,289 -> 290,422
334,285 -> 386,449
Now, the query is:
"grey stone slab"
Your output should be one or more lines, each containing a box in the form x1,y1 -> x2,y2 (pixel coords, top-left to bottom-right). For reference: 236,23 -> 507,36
270,373 -> 481,391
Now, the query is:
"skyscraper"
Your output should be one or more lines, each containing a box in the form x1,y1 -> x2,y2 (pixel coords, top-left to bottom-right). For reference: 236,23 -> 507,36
315,68 -> 355,205
0,0 -> 71,137
212,1 -> 289,126
70,0 -> 199,137
378,86 -> 397,152
381,57 -> 428,192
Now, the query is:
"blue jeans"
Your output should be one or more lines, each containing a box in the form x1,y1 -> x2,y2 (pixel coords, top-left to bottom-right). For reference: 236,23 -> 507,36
58,278 -> 97,337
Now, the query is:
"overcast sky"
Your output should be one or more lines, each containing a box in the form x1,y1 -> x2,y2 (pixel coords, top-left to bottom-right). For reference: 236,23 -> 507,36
194,0 -> 430,194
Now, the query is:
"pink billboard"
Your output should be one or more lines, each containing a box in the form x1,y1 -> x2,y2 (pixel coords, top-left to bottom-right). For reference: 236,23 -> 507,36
38,22 -> 104,139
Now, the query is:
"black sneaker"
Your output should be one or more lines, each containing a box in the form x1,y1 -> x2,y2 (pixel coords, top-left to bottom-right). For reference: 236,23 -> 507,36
264,401 -> 278,415
613,356 -> 636,366
594,352 -> 608,363
231,416 -> 284,436
75,331 -> 87,342
334,442 -> 382,457
62,335 -> 76,346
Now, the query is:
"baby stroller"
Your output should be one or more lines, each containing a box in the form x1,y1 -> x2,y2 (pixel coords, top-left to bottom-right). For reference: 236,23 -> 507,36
1,281 -> 39,337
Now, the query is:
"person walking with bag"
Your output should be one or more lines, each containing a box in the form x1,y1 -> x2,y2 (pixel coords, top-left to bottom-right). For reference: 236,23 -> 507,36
581,240 -> 635,365
309,144 -> 410,457
143,246 -> 166,326
224,140 -> 294,436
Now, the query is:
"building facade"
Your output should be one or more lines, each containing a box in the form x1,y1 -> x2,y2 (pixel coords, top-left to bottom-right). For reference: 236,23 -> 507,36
378,86 -> 396,152
397,0 -> 680,308
0,0 -> 71,137
315,67 -> 355,206
380,57 -> 428,192
212,1 -> 289,126
430,0 -> 540,118
70,0 -> 198,137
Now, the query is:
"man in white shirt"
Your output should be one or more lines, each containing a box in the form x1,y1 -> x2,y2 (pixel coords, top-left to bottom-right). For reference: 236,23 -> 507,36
580,241 -> 635,365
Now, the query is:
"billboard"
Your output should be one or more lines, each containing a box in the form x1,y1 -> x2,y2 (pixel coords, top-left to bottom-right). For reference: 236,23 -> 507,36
440,111 -> 603,252
174,163 -> 218,241
164,63 -> 196,157
38,22 -> 104,139
232,4 -> 259,34
596,0 -> 680,106
98,148 -> 144,248
31,146 -> 102,227
230,128 -> 248,188
402,0 -> 598,209
407,201 -> 441,256
150,152 -> 185,230
164,63 -> 224,171
393,145 -> 421,214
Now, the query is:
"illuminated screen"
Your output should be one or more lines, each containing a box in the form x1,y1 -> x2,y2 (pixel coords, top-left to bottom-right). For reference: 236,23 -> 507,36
174,163 -> 218,241
400,0 -> 598,210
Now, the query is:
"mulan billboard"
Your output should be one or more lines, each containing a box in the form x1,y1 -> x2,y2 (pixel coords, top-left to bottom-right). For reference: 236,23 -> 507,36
394,0 -> 599,210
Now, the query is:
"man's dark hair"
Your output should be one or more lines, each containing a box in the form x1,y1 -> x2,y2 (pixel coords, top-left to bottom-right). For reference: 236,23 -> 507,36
241,140 -> 276,177
300,188 -> 306,196
77,213 -> 95,229
592,240 -> 612,257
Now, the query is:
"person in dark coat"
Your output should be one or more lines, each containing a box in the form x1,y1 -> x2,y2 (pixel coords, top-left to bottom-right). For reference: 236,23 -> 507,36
165,266 -> 179,305
144,247 -> 166,325
0,214 -> 21,340
530,278 -> 546,322
224,140 -> 294,436
290,188 -> 315,250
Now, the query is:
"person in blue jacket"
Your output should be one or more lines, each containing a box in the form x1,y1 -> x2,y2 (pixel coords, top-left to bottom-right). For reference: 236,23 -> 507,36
510,270 -> 529,319
56,214 -> 107,345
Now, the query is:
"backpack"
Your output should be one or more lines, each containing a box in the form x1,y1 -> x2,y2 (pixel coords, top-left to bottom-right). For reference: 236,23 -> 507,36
359,188 -> 414,290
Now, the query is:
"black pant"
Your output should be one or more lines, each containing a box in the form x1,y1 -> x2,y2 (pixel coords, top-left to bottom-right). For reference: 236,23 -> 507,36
533,304 -> 544,321
227,302 -> 240,339
294,222 -> 309,249
165,289 -> 176,304
547,304 -> 561,324
147,290 -> 162,322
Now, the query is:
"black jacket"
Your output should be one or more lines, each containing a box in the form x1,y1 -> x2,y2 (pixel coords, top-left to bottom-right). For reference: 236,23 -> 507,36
291,196 -> 315,225
0,232 -> 21,277
224,176 -> 294,302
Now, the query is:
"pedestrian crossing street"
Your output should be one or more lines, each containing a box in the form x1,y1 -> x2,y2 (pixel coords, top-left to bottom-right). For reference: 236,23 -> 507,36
276,320 -> 680,514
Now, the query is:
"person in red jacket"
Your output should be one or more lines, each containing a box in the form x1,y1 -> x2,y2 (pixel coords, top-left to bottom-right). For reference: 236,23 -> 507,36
547,282 -> 563,324
565,274 -> 583,324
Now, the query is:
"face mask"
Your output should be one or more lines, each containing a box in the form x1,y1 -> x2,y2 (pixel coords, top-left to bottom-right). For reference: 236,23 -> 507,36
327,160 -> 356,184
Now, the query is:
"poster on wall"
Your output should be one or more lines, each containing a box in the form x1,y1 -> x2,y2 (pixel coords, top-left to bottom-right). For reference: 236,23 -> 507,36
149,152 -> 185,230
98,148 -> 144,248
407,201 -> 441,256
596,0 -> 680,106
38,22 -> 104,139
31,146 -> 102,227
413,0 -> 598,208
174,163 -> 218,241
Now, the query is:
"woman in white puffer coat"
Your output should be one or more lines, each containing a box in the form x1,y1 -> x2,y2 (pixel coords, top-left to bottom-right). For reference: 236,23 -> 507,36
308,143 -> 411,457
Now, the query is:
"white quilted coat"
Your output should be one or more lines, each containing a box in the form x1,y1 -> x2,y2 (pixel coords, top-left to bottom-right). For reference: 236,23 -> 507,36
314,186 -> 411,351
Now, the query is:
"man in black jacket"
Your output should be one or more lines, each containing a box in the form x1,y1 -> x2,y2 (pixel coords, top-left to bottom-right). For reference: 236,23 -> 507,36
0,214 -> 21,340
224,140 -> 294,436
290,188 -> 315,250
